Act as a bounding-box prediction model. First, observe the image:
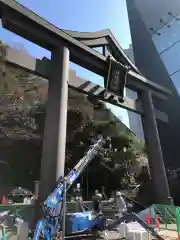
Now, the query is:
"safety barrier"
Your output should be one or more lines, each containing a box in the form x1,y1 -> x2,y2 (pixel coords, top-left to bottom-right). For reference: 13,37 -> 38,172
0,226 -> 7,240
147,204 -> 180,239
175,207 -> 180,239
0,204 -> 34,239
151,204 -> 177,231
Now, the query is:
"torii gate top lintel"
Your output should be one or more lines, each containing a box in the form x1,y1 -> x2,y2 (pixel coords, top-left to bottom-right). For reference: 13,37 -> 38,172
0,0 -> 171,99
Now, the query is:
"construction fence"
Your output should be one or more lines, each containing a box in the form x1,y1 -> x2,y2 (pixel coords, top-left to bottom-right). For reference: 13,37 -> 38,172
149,204 -> 180,239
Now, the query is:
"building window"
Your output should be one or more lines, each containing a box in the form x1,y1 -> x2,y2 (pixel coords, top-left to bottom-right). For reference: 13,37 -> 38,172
161,41 -> 180,75
152,13 -> 180,54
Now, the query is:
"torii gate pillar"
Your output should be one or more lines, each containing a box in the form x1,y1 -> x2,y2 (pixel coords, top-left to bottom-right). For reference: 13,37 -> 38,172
142,90 -> 173,204
39,46 -> 69,201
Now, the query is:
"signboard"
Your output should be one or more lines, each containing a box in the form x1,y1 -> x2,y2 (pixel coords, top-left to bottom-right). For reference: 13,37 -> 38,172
104,57 -> 129,102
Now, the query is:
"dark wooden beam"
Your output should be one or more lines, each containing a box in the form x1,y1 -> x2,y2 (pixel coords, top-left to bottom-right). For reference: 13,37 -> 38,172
5,47 -> 168,123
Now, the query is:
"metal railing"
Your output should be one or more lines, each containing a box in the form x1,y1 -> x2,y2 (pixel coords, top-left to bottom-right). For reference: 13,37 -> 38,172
150,204 -> 177,231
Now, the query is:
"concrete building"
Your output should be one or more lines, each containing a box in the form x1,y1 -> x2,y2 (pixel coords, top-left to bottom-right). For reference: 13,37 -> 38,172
124,46 -> 144,141
126,0 -> 180,168
124,44 -> 134,63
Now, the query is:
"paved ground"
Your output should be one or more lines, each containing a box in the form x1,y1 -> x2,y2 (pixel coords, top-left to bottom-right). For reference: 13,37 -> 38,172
158,230 -> 178,240
157,224 -> 178,240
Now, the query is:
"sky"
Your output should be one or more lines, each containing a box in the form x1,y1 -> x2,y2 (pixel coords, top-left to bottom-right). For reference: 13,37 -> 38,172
0,0 -> 132,128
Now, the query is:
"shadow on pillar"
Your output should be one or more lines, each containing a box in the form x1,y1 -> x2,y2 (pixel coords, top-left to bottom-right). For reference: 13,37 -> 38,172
141,91 -> 173,204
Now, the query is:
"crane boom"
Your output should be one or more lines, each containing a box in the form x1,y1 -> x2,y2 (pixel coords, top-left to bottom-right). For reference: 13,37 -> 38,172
44,137 -> 106,215
33,136 -> 109,239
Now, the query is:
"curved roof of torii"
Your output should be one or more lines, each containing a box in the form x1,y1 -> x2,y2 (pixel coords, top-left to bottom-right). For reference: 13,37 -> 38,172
62,28 -> 140,74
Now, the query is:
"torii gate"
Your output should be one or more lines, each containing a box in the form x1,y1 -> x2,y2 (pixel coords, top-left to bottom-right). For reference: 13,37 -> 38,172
0,0 -> 173,204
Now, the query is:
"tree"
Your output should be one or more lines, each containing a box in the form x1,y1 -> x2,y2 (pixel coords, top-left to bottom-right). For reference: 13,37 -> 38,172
0,41 -> 48,139
64,116 -> 147,198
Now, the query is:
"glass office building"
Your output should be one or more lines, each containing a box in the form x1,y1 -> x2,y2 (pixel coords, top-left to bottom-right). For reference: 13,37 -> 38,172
126,0 -> 180,168
127,0 -> 180,94
152,14 -> 180,94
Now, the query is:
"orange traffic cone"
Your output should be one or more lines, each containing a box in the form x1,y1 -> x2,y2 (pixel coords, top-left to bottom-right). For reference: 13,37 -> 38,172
145,215 -> 150,225
1,196 -> 6,205
155,215 -> 160,229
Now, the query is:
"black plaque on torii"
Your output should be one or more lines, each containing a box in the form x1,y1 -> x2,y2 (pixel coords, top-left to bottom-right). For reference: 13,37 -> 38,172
104,56 -> 130,103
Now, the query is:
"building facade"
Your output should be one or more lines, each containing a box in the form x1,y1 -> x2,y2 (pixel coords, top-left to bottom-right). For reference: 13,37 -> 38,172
126,0 -> 180,169
124,45 -> 144,141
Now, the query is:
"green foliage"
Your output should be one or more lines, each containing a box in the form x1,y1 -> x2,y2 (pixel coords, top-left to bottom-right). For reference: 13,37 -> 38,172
64,114 -> 147,194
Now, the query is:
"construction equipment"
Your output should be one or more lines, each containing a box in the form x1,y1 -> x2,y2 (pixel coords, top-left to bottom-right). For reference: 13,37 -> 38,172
33,135 -> 165,239
33,135 -> 111,239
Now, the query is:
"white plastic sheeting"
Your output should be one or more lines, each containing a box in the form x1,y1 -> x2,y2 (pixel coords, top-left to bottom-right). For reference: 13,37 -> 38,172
118,221 -> 152,240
